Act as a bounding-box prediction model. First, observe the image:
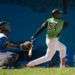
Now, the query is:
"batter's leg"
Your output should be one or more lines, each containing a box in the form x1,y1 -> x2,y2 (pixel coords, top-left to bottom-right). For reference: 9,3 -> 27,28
58,41 -> 67,68
26,47 -> 56,67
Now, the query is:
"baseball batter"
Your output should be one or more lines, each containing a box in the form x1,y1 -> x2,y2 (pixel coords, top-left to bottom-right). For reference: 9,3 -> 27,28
27,9 -> 67,68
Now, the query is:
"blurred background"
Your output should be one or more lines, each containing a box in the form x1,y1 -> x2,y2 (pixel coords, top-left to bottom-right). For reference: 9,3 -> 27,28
0,0 -> 75,67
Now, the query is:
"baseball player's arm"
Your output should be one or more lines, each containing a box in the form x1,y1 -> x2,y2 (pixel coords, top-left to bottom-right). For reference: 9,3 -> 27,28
6,42 -> 20,49
6,41 -> 33,56
0,37 -> 19,50
57,21 -> 68,37
32,21 -> 48,39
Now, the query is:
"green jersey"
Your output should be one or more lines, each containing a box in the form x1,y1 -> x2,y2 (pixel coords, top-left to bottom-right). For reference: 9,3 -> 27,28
46,17 -> 64,38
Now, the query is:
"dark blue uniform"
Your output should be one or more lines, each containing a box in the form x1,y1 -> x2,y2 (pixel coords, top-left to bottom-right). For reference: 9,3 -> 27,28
0,33 -> 16,67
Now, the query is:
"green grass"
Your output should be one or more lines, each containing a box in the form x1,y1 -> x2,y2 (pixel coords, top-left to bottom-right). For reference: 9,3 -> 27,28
0,68 -> 75,75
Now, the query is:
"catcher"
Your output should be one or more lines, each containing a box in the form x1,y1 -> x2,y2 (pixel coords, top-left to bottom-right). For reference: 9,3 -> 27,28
0,21 -> 32,68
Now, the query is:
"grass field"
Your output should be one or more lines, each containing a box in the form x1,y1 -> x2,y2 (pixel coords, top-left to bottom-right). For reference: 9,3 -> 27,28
0,68 -> 75,75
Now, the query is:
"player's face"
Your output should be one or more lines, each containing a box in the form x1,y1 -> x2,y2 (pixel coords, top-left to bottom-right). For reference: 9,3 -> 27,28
53,12 -> 62,19
0,26 -> 10,35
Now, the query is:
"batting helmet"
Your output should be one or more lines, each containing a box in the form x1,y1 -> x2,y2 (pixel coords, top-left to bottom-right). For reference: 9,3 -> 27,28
52,9 -> 63,15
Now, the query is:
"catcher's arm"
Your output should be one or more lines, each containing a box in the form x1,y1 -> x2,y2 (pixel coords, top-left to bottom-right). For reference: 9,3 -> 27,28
6,41 -> 33,57
31,21 -> 48,40
5,41 -> 20,49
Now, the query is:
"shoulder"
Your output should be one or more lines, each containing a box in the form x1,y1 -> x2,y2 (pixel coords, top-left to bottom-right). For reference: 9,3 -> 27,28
47,17 -> 55,23
0,33 -> 8,45
0,33 -> 7,39
47,17 -> 53,21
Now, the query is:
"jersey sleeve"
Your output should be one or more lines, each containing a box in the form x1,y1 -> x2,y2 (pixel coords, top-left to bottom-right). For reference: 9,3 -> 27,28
0,37 -> 8,49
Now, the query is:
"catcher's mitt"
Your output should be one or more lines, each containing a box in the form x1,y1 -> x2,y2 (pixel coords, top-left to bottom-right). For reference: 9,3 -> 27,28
20,41 -> 33,56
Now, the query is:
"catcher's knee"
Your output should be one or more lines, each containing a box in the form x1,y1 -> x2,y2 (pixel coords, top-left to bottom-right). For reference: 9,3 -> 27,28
0,59 -> 8,66
7,53 -> 19,64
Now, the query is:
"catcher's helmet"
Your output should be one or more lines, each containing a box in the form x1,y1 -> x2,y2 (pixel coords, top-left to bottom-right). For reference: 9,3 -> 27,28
0,21 -> 11,32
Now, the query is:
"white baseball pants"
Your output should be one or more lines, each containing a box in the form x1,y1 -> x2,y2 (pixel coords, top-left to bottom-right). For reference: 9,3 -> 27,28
27,37 -> 67,67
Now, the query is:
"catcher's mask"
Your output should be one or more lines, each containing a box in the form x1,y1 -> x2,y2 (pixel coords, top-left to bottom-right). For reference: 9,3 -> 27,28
0,21 -> 11,33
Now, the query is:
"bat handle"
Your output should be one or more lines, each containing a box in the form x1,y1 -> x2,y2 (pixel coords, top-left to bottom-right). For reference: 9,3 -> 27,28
31,35 -> 38,42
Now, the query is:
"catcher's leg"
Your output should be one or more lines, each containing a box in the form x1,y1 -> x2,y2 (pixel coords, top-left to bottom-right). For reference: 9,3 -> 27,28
26,38 -> 56,67
8,54 -> 19,67
4,52 -> 20,68
0,53 -> 10,67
